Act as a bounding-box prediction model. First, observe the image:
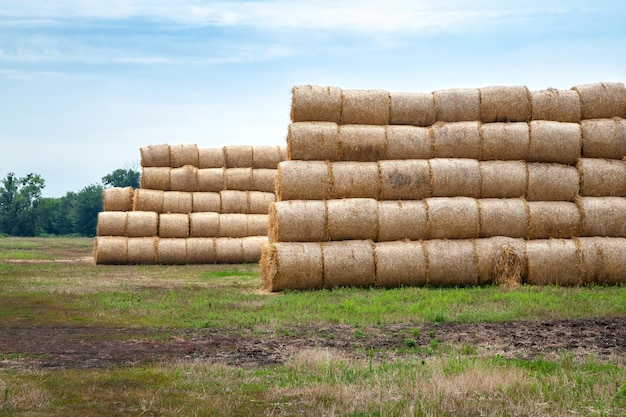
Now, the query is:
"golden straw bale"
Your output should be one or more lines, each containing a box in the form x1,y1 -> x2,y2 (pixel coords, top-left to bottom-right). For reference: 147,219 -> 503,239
140,144 -> 170,167
133,189 -> 164,213
252,146 -> 283,169
577,237 -> 626,285
197,168 -> 225,192
478,198 -> 528,238
530,88 -> 581,122
94,236 -> 128,264
526,239 -> 579,285
214,237 -> 244,264
251,169 -> 276,192
248,191 -> 275,214
127,237 -> 158,264
158,213 -> 189,238
529,121 -> 581,165
170,165 -> 198,192
480,122 -> 530,161
170,144 -> 199,168
198,148 -> 225,169
338,125 -> 387,161
479,85 -> 531,122
323,240 -> 376,288
288,122 -> 340,161
432,121 -> 480,159
581,118 -> 626,159
377,200 -> 427,241
374,241 -> 427,287
526,163 -> 579,201
572,82 -> 626,119
379,160 -> 431,200
220,190 -> 248,213
527,202 -> 581,239
141,167 -> 170,190
434,88 -> 480,122
261,242 -> 324,291
224,168 -> 253,191
389,92 -> 436,126
578,197 -> 626,237
246,214 -> 268,236
126,211 -> 158,237
426,197 -> 479,239
341,89 -> 390,125
291,85 -> 342,123
425,239 -> 478,286
189,212 -> 219,237
268,200 -> 326,242
386,125 -> 433,160
327,198 -> 378,241
479,161 -> 527,198
474,237 -> 526,286
157,238 -> 187,265
275,161 -> 330,201
219,214 -> 249,238
430,158 -> 480,198
331,162 -> 380,199
242,236 -> 268,263
186,238 -> 216,264
163,191 -> 193,214
578,158 -> 626,197
192,192 -> 221,213
97,212 -> 128,236
224,145 -> 253,168
103,187 -> 134,211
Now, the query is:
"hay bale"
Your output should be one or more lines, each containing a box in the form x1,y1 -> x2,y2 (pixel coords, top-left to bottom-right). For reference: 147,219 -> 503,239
375,241 -> 427,288
170,165 -> 198,192
288,122 -> 340,161
251,169 -> 276,193
127,237 -> 158,265
218,214 -> 249,238
248,191 -> 275,214
247,214 -> 268,236
103,187 -> 134,211
141,167 -> 170,190
159,213 -> 189,238
323,240 -> 376,288
530,88 -> 581,122
331,162 -> 380,199
480,122 -> 530,161
581,118 -> 626,159
327,198 -> 378,241
430,158 -> 481,198
275,161 -> 330,201
478,198 -> 528,238
157,238 -> 187,265
386,125 -> 433,160
224,168 -> 252,191
527,202 -> 581,239
572,82 -> 626,119
479,85 -> 531,122
432,121 -> 480,159
379,160 -> 431,200
425,239 -> 478,286
224,145 -> 253,168
133,189 -> 164,213
97,212 -> 128,236
529,121 -> 581,165
578,237 -> 626,285
479,161 -> 527,198
389,92 -> 436,126
162,191 -> 193,214
261,242 -> 324,291
170,144 -> 199,168
198,148 -> 225,169
339,125 -> 387,161
341,89 -> 390,125
434,88 -> 480,122
215,237 -> 244,264
189,212 -> 219,237
269,200 -> 326,242
252,146 -> 283,169
94,236 -> 128,265
291,85 -> 342,123
192,192 -> 221,213
526,239 -> 579,285
242,236 -> 268,263
426,197 -> 479,239
578,197 -> 626,237
578,158 -> 626,197
197,168 -> 225,192
140,144 -> 170,167
377,200 -> 427,241
126,211 -> 158,237
526,163 -> 579,201
186,237 -> 216,264
220,190 -> 248,213
474,237 -> 525,286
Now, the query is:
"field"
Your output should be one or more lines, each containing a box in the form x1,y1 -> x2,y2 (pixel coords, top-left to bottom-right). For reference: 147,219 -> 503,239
0,237 -> 625,416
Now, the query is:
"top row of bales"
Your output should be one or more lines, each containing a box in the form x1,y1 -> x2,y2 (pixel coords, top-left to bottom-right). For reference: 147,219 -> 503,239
291,83 -> 626,126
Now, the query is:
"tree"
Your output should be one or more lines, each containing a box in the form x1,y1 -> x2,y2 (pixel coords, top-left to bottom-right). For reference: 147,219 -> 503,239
102,168 -> 140,189
0,172 -> 45,236
69,184 -> 103,237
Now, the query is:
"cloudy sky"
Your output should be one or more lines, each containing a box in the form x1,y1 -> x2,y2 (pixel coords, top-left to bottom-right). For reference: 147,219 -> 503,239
1,0 -> 625,197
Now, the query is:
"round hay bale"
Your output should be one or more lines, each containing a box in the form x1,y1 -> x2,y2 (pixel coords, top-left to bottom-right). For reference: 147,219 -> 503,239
291,85 -> 342,123
526,239 -> 580,285
377,200 -> 427,241
479,85 -> 531,122
94,236 -> 128,265
479,160 -> 527,198
157,238 -> 187,265
572,82 -> 626,119
480,122 -> 530,161
158,213 -> 189,238
97,212 -> 128,236
248,191 -> 275,214
252,146 -> 283,169
197,168 -> 225,192
251,169 -> 276,193
526,163 -> 579,201
327,198 -> 378,241
186,238 -> 216,264
191,192 -> 221,213
189,212 -> 219,237
162,191 -> 193,214
478,198 -> 528,238
224,168 -> 252,191
242,236 -> 268,263
581,118 -> 626,159
389,92 -> 436,126
434,88 -> 480,122
338,125 -> 387,161
379,160 -> 431,200
330,162 -> 380,199
224,145 -> 253,168
432,121 -> 480,159
529,121 -> 581,165
133,189 -> 164,213
219,214 -> 249,238
170,144 -> 199,168
425,239 -> 478,286
280,146 -> 288,161
141,167 -> 170,190
374,241 -> 427,288
386,125 -> 433,160
126,211 -> 158,237
198,148 -> 225,169
578,197 -> 626,237
578,237 -> 626,285
247,214 -> 268,236
530,88 -> 581,122
426,197 -> 479,239
578,158 -> 626,197
103,187 -> 134,212
214,237 -> 244,264
527,202 -> 581,239
220,190 -> 248,213
127,237 -> 158,265
170,165 -> 198,192
474,237 -> 525,286
261,242 -> 324,291
430,158 -> 481,198
140,144 -> 170,167
275,161 -> 330,201
269,200 -> 326,242
288,122 -> 340,161
322,240 -> 376,288
341,89 -> 390,125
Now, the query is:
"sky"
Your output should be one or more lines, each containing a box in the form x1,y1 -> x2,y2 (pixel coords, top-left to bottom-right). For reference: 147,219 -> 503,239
1,0 -> 625,197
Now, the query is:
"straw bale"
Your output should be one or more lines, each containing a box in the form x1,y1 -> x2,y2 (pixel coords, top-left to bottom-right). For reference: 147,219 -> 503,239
126,211 -> 158,237
170,144 -> 199,168
224,168 -> 252,191
140,144 -> 170,167
247,214 -> 268,236
224,145 -> 253,168
186,238 -> 216,264
432,121 -> 480,159
430,158 -> 480,198
248,191 -> 275,214
189,212 -> 219,237
192,192 -> 221,213
427,197 -> 479,239
578,237 -> 626,285
434,88 -> 480,122
242,236 -> 268,263
478,198 -> 528,238
425,239 -> 478,286
581,118 -> 626,159
526,163 -> 579,201
375,241 -> 427,288
530,88 -> 580,122
220,190 -> 248,213
214,237 -> 244,264
379,160 -> 431,200
162,191 -> 193,214
529,121 -> 581,165
157,238 -> 187,265
158,213 -> 189,238
261,242 -> 324,291
170,165 -> 198,192
527,202 -> 581,239
479,161 -> 527,198
197,168 -> 225,192
127,237 -> 158,265
578,158 -> 626,197
572,82 -> 626,119
526,239 -> 579,285
251,169 -> 276,193
97,212 -> 128,236
474,237 -> 525,286
338,125 -> 387,161
219,214 -> 249,238
386,125 -> 433,160
323,240 -> 376,288
198,148 -> 225,169
268,200 -> 326,242
480,122 -> 530,161
275,161 -> 330,201
288,122 -> 340,161
578,197 -> 626,237
327,198 -> 378,241
133,189 -> 164,213
94,236 -> 128,265
479,85 -> 531,122
103,187 -> 134,212
280,146 -> 288,161
141,167 -> 170,190
291,85 -> 342,123
341,89 -> 390,125
389,92 -> 436,126
252,146 -> 283,169
330,162 -> 380,199
377,200 -> 427,241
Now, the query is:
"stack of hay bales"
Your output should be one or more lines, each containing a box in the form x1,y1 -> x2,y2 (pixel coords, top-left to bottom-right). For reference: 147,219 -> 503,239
262,82 -> 626,290
95,145 -> 286,264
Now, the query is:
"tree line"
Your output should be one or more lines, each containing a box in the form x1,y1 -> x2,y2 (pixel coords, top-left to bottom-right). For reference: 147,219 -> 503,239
0,169 -> 140,237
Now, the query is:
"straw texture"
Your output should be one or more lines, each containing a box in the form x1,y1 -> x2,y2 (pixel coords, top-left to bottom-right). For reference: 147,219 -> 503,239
162,191 -> 193,214
581,118 -> 626,159
288,122 -> 339,161
269,200 -> 326,242
432,121 -> 481,159
579,197 -> 626,237
198,148 -> 225,169
170,144 -> 199,168
479,161 -> 527,198
529,121 -> 581,165
480,85 -> 531,122
572,82 -> 626,119
526,239 -> 579,285
127,237 -> 158,264
224,145 -> 253,168
430,158 -> 480,197
323,240 -> 376,288
103,187 -> 134,212
377,200 -> 427,241
578,158 -> 626,197
527,202 -> 581,239
425,239 -> 478,286
140,144 -> 170,167
375,241 -> 427,287
327,198 -> 378,241
127,211 -> 158,237
157,238 -> 187,265
261,242 -> 324,291
426,197 -> 479,239
578,237 -> 626,285
133,189 -> 164,213
97,212 -> 128,236
386,125 -> 433,160
526,163 -> 579,201
275,161 -> 329,201
530,88 -> 581,122
379,160 -> 431,200
94,236 -> 128,265
197,168 -> 225,192
480,122 -> 529,161
331,162 -> 380,199
291,85 -> 342,123
341,89 -> 390,125
170,165 -> 198,192
478,198 -> 528,238
434,88 -> 480,122
389,92 -> 436,126
339,125 -> 387,161
158,213 -> 189,238
186,238 -> 216,264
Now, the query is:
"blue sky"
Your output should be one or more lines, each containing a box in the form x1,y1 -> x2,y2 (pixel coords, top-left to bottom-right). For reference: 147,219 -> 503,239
1,0 -> 625,197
